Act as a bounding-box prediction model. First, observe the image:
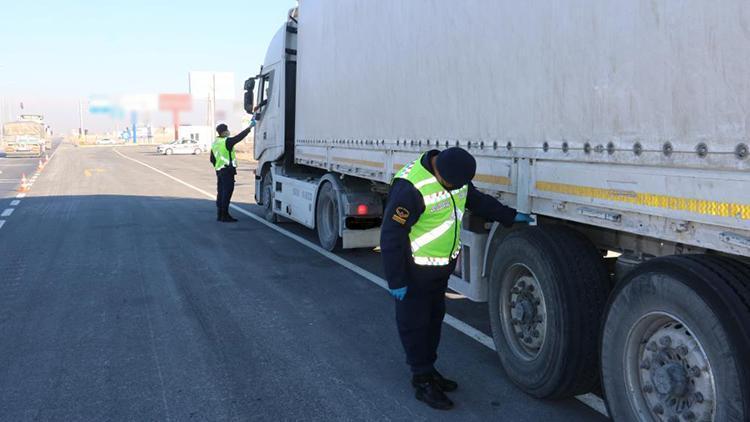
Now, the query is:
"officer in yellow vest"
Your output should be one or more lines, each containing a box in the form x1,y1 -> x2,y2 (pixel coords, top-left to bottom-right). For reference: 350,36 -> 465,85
380,147 -> 532,410
210,122 -> 254,222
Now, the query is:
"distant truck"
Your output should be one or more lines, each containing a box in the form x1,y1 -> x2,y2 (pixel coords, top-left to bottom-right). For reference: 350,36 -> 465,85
2,121 -> 47,158
18,114 -> 52,149
247,3 -> 750,421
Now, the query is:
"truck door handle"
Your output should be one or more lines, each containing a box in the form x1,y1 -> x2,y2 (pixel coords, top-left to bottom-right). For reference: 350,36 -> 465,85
263,132 -> 267,140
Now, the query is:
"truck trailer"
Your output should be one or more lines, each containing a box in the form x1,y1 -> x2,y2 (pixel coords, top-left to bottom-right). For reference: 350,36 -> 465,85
247,2 -> 750,421
2,120 -> 47,158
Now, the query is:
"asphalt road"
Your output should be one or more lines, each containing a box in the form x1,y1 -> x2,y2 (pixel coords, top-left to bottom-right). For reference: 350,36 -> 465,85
0,144 -> 608,421
0,139 -> 62,201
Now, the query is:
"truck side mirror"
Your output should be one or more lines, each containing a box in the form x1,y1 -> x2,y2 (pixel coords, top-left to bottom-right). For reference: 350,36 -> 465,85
243,78 -> 256,114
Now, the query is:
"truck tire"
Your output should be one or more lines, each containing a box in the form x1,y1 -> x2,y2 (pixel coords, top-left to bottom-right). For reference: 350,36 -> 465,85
601,255 -> 750,422
315,182 -> 342,251
488,226 -> 609,398
261,172 -> 278,223
165,148 -> 173,156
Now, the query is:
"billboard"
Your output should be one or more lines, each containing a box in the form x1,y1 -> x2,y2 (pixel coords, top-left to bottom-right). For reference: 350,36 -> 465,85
189,71 -> 235,100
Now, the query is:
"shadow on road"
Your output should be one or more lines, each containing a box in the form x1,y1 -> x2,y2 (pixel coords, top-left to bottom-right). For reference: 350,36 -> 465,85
0,194 -> 606,422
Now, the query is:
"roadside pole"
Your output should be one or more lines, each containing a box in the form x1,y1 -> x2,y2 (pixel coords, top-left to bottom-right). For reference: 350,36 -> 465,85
209,73 -> 216,140
78,100 -> 84,142
131,111 -> 137,144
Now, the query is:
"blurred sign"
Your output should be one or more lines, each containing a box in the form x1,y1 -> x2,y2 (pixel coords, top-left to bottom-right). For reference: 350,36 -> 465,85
189,71 -> 235,100
121,94 -> 158,112
89,97 -> 114,114
19,114 -> 44,122
159,93 -> 193,141
158,94 -> 192,112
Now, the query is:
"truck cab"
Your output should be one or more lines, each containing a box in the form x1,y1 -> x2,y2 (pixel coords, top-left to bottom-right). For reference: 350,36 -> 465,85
252,10 -> 298,193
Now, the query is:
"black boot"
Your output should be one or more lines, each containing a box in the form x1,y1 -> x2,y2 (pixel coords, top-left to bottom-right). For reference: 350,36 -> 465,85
219,208 -> 237,223
412,374 -> 453,410
217,208 -> 222,221
430,370 -> 458,392
224,210 -> 238,222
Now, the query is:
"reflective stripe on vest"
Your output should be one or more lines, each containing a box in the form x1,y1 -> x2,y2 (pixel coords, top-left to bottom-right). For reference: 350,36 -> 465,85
211,137 -> 237,170
394,154 -> 468,266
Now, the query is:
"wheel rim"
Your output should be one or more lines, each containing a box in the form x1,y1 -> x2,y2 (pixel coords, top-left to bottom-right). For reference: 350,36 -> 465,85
625,312 -> 716,422
499,263 -> 547,360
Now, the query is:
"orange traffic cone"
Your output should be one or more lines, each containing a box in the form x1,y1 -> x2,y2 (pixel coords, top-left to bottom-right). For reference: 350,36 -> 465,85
44,153 -> 50,163
38,159 -> 44,171
18,174 -> 30,192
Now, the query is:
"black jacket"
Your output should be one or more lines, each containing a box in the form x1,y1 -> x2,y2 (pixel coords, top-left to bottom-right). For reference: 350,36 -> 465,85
380,150 -> 517,289
209,126 -> 254,172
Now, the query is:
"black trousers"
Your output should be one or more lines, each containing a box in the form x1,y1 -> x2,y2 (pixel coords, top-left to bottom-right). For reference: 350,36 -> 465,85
395,273 -> 449,375
216,168 -> 236,213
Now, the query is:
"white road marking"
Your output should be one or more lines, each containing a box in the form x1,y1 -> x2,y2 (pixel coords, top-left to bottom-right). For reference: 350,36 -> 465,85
46,145 -> 61,161
0,220 -> 5,229
1,208 -> 14,217
10,200 -> 20,206
114,148 -> 609,418
16,193 -> 26,199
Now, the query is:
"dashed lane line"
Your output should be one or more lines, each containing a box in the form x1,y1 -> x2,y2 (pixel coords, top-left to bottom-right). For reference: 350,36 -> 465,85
10,200 -> 20,206
0,220 -> 4,229
113,148 -> 609,418
1,208 -> 14,217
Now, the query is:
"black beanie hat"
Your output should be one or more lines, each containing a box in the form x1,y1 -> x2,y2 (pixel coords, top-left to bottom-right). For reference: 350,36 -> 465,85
216,124 -> 228,134
436,147 -> 476,187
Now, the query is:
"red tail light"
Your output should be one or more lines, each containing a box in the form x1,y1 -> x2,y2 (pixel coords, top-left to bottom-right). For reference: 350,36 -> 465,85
356,204 -> 368,215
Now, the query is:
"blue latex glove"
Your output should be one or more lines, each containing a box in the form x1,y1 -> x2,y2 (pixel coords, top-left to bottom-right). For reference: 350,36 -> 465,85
389,286 -> 407,301
250,118 -> 257,128
514,213 -> 534,224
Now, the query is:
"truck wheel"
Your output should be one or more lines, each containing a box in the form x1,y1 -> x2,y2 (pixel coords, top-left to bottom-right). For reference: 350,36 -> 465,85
193,148 -> 201,155
488,226 -> 609,398
261,172 -> 278,223
601,255 -> 750,422
165,148 -> 173,156
315,182 -> 341,251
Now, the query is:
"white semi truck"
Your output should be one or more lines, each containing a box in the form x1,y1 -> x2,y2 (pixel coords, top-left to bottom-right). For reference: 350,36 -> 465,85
246,2 -> 750,421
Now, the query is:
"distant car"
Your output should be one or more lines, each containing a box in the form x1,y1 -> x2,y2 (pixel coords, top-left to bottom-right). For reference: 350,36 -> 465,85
157,139 -> 205,155
96,138 -> 118,145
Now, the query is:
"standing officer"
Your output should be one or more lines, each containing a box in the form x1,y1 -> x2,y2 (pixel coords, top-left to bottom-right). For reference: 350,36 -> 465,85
380,147 -> 532,410
210,121 -> 255,222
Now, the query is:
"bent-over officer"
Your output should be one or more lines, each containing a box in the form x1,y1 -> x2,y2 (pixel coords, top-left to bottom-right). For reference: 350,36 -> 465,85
211,121 -> 255,222
380,147 -> 532,410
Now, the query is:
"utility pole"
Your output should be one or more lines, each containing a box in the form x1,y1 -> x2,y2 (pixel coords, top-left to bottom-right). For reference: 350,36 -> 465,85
78,99 -> 84,140
208,73 -> 216,136
0,65 -> 4,134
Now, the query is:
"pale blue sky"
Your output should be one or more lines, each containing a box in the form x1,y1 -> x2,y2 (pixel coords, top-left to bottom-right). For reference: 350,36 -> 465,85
0,0 -> 297,132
